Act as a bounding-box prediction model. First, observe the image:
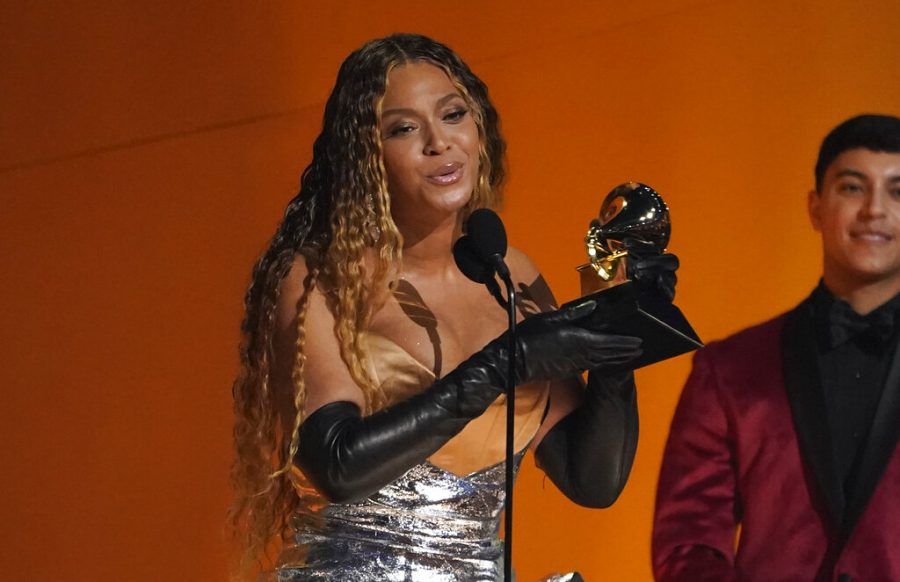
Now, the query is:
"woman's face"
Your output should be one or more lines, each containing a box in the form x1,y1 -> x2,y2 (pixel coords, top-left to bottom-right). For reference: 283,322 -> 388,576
379,61 -> 480,228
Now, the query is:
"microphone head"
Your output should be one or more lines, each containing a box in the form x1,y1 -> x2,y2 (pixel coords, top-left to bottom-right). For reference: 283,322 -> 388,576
466,208 -> 508,261
453,236 -> 493,284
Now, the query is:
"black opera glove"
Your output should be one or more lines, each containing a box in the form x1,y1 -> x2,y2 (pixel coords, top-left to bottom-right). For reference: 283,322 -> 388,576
624,237 -> 679,302
534,369 -> 638,508
512,299 -> 643,382
295,300 -> 643,503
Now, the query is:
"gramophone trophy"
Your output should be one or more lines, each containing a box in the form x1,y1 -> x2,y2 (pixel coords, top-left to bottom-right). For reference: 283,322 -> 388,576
570,182 -> 702,370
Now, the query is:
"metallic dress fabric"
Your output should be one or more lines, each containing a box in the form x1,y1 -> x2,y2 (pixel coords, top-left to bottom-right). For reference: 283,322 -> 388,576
269,332 -> 578,581
276,459 -> 513,581
274,458 -> 581,581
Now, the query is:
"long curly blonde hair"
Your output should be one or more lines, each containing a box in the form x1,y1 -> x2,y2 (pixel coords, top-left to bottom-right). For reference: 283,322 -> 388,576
227,33 -> 507,578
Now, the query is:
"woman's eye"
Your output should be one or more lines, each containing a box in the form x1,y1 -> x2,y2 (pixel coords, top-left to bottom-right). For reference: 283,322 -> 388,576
387,124 -> 416,137
444,108 -> 468,123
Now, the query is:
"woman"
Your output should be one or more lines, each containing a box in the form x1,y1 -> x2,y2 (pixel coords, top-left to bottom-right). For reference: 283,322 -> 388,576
229,33 -> 676,581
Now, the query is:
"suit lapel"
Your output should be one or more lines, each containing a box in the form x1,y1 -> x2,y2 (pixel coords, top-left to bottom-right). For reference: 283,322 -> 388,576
782,300 -> 845,527
840,335 -> 900,542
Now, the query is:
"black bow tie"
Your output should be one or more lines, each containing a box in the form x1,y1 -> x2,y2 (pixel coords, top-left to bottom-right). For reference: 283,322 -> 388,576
829,299 -> 896,348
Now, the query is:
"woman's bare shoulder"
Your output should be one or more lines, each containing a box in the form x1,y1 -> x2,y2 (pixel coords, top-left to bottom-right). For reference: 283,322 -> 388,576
505,246 -> 557,314
272,253 -> 366,415
504,246 -> 540,279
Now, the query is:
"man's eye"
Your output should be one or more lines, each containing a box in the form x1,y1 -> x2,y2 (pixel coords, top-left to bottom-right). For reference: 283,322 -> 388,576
839,183 -> 863,194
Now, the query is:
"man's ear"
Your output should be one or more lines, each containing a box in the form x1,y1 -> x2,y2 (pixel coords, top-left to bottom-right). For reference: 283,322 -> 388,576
808,189 -> 822,232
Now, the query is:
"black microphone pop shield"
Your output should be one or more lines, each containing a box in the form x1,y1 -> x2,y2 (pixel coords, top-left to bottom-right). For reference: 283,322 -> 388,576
453,236 -> 492,284
466,208 -> 508,261
453,235 -> 508,309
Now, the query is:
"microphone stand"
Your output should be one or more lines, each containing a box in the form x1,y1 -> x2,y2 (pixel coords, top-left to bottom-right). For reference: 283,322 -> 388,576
454,208 -> 518,581
492,260 -> 516,582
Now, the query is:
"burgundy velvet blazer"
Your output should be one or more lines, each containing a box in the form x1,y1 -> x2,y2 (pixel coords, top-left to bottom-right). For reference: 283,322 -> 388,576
652,298 -> 900,582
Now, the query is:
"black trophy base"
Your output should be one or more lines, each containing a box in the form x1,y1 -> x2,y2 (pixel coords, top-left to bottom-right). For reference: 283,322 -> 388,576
563,281 -> 703,371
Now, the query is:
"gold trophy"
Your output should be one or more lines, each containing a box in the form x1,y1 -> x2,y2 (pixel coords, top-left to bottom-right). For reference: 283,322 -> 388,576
571,182 -> 702,370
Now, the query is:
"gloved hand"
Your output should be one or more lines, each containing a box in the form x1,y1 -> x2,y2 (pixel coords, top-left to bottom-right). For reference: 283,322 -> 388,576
624,237 -> 679,302
296,300 -> 642,503
535,369 -> 638,508
511,298 -> 643,383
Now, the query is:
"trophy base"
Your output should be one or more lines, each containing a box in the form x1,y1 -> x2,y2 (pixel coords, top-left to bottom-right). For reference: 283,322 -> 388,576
564,279 -> 703,372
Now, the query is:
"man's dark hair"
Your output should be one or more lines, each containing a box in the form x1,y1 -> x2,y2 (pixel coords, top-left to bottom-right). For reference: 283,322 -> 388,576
815,114 -> 900,190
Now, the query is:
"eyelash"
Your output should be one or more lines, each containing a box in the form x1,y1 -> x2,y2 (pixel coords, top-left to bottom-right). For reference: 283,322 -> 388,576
385,107 -> 469,138
387,124 -> 415,137
444,107 -> 468,122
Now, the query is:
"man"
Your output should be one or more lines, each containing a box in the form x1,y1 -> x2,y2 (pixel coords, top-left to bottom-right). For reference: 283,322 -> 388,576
652,114 -> 900,582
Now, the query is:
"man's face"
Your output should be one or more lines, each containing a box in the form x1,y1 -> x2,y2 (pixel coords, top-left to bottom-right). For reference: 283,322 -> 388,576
808,148 -> 900,293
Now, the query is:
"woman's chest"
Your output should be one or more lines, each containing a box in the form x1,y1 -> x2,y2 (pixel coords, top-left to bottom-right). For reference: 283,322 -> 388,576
369,279 -> 510,377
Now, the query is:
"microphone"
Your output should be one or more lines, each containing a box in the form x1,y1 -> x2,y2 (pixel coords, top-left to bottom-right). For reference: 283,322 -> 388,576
465,208 -> 511,280
452,235 -> 493,284
453,234 -> 508,309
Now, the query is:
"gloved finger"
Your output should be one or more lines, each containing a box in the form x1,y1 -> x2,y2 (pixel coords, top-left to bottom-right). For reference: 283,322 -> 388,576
629,253 -> 679,279
591,332 -> 643,347
580,332 -> 643,353
587,344 -> 643,360
556,326 -> 642,346
658,271 -> 677,301
599,349 -> 643,365
583,345 -> 643,367
629,253 -> 679,302
621,237 -> 660,259
630,269 -> 677,297
543,298 -> 597,324
646,253 -> 679,271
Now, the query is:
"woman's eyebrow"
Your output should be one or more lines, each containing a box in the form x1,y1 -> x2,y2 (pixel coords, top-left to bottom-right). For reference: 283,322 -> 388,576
382,93 -> 463,117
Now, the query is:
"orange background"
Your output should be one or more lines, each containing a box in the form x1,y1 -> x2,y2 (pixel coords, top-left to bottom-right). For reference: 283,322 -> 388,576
2,1 -> 899,580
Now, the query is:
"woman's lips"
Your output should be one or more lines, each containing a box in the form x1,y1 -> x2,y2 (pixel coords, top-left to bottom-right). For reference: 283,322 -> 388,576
427,162 -> 463,185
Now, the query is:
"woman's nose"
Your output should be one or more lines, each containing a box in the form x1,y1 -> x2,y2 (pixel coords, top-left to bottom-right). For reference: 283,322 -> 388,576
423,124 -> 450,155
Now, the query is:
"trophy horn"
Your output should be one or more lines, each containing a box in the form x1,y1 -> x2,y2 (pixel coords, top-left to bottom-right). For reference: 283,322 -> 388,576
585,182 -> 671,281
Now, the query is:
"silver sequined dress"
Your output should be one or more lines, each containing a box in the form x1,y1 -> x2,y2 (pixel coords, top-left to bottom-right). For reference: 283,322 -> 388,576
276,458 -> 515,581
271,332 -> 574,581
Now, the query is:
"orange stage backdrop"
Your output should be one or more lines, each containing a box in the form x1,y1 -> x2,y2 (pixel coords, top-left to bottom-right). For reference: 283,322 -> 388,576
2,1 -> 899,580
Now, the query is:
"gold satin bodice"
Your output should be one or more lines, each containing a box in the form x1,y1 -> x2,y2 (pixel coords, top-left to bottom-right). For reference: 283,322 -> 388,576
364,332 -> 550,477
